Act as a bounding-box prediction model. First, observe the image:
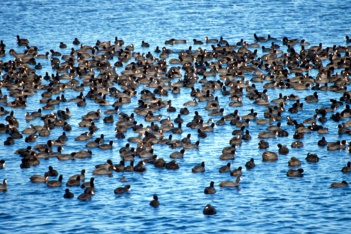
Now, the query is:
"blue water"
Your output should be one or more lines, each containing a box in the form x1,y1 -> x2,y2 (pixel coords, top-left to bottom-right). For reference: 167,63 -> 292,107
1,0 -> 351,233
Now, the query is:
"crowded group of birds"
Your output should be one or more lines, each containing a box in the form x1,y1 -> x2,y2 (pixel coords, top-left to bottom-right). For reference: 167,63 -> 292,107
1,32 -> 351,214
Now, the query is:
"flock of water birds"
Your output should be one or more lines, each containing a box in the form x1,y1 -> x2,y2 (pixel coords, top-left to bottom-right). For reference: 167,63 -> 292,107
1,33 -> 351,215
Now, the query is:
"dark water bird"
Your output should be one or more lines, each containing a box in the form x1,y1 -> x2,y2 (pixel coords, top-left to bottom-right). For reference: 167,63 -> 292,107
287,168 -> 304,177
95,159 -> 114,169
114,161 -> 125,172
291,141 -> 303,148
262,151 -> 278,162
124,161 -> 135,172
114,185 -> 131,194
204,181 -> 216,194
305,92 -> 318,103
81,177 -> 95,189
30,174 -> 48,183
345,35 -> 351,43
73,37 -> 80,45
258,140 -> 269,149
68,169 -> 86,181
134,161 -> 146,172
154,157 -> 166,168
165,160 -> 180,170
341,162 -> 351,173
230,166 -> 243,177
203,204 -> 216,215
219,148 -> 236,160
63,188 -> 74,199
46,166 -> 58,177
149,194 -> 160,208
306,153 -> 319,163
47,175 -> 63,187
0,159 -> 5,169
245,158 -> 255,169
330,181 -> 348,188
20,158 -> 31,169
16,35 -> 29,46
277,144 -> 289,155
78,188 -> 94,201
219,176 -> 242,187
170,148 -> 185,159
0,179 -> 7,191
92,165 -> 115,175
66,176 -> 81,187
99,140 -> 113,150
192,161 -> 205,173
288,157 -> 301,167
219,162 -> 231,173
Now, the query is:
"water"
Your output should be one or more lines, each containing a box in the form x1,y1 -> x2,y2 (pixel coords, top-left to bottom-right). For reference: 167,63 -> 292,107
1,0 -> 351,233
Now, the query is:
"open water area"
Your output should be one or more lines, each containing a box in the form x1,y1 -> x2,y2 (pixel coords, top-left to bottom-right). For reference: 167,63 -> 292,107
0,0 -> 351,233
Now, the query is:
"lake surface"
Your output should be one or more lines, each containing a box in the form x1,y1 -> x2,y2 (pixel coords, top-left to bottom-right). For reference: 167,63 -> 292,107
1,0 -> 351,233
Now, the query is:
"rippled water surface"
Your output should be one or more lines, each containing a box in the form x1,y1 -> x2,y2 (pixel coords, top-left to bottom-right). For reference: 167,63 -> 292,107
1,0 -> 351,233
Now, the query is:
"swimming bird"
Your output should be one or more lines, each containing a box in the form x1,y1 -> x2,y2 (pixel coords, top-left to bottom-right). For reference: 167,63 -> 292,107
204,181 -> 216,194
341,162 -> 351,173
288,157 -> 301,167
304,92 -> 318,103
192,161 -> 205,173
46,166 -> 58,177
47,175 -> 63,187
203,204 -> 216,215
134,161 -> 146,172
219,162 -> 231,173
287,168 -> 304,177
30,174 -> 49,183
277,144 -> 289,155
0,179 -> 7,191
149,194 -> 160,208
258,131 -> 276,139
345,35 -> 351,43
205,37 -> 218,43
254,33 -> 267,42
114,185 -> 131,194
230,166 -> 243,177
124,161 -> 135,172
306,153 -> 319,163
183,141 -> 200,149
78,188 -> 94,201
0,159 -> 5,169
141,40 -> 150,47
114,161 -> 125,172
170,148 -> 185,159
99,140 -> 113,150
165,160 -> 180,170
95,159 -> 114,170
330,181 -> 348,188
63,188 -> 74,199
66,176 -> 81,187
258,139 -> 269,149
73,38 -> 80,45
245,158 -> 255,169
74,150 -> 92,159
291,141 -> 303,148
16,35 -> 29,46
81,177 -> 95,189
92,165 -> 115,175
219,176 -> 242,188
262,151 -> 278,162
20,158 -> 31,169
154,157 -> 166,168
